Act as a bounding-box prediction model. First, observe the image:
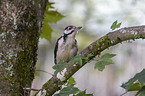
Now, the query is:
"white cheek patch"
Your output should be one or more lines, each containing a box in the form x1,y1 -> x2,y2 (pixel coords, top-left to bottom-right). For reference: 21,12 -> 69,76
64,30 -> 68,34
64,29 -> 75,34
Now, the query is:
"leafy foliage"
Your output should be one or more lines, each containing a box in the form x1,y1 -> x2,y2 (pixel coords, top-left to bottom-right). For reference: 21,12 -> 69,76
69,54 -> 94,66
41,2 -> 64,41
67,77 -> 76,86
41,23 -> 52,41
52,61 -> 67,75
121,69 -> 145,96
45,11 -> 64,23
85,54 -> 94,62
94,53 -> 116,71
74,90 -> 93,96
52,54 -> 95,95
54,84 -> 80,96
54,77 -> 93,96
69,55 -> 84,66
34,71 -> 40,77
136,86 -> 145,96
53,55 -> 84,75
110,20 -> 122,30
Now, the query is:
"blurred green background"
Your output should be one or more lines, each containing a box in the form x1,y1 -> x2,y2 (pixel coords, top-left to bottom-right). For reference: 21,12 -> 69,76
32,0 -> 145,96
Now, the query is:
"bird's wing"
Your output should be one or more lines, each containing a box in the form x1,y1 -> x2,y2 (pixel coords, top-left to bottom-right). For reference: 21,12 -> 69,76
75,39 -> 78,53
54,36 -> 62,64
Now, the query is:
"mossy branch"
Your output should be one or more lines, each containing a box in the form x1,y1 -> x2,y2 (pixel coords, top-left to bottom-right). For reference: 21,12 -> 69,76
42,25 -> 145,96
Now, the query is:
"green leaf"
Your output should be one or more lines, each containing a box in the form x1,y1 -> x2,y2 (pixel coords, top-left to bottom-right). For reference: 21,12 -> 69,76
74,90 -> 93,96
47,2 -> 55,9
67,77 -> 76,86
101,53 -> 116,59
45,11 -> 64,23
121,69 -> 145,91
54,84 -> 80,96
40,3 -> 64,41
135,86 -> 145,96
95,61 -> 105,71
110,20 -> 122,30
121,82 -> 141,91
34,71 -> 40,77
103,58 -> 114,65
69,55 -> 84,66
128,82 -> 141,91
85,54 -> 94,62
94,53 -> 116,71
94,59 -> 114,71
53,61 -> 67,75
41,23 -> 52,41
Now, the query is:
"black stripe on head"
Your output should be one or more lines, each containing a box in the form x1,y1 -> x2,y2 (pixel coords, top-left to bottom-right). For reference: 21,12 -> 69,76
64,25 -> 75,30
65,26 -> 72,30
64,30 -> 74,35
63,29 -> 75,42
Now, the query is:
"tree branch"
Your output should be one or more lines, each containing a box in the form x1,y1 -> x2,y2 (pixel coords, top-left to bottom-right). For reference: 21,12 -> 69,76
42,25 -> 145,96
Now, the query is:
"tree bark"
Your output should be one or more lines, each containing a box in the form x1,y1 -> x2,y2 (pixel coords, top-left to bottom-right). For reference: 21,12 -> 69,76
42,25 -> 145,96
0,0 -> 47,95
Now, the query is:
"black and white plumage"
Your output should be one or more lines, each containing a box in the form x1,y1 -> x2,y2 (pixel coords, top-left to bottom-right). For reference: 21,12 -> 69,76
54,25 -> 82,64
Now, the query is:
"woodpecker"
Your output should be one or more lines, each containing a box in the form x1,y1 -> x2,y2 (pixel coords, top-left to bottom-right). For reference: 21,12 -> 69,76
54,25 -> 82,64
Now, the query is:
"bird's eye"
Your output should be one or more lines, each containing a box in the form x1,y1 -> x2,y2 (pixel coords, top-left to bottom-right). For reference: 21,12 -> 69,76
68,27 -> 72,30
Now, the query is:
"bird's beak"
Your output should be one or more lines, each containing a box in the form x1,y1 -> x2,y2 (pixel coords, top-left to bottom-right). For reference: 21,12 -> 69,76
75,26 -> 82,31
75,26 -> 82,34
77,26 -> 82,30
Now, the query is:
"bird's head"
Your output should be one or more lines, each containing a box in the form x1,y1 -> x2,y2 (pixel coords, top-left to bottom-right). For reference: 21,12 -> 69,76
63,25 -> 82,37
